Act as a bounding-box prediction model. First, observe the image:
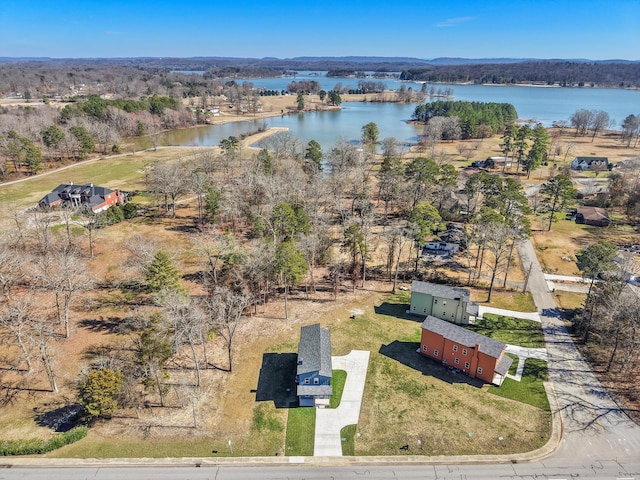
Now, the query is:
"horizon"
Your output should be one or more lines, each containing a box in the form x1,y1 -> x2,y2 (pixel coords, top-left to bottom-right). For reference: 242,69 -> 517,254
1,0 -> 638,61
0,55 -> 638,63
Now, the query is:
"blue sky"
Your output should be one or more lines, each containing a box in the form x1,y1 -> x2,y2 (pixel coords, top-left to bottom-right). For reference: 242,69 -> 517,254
1,0 -> 638,60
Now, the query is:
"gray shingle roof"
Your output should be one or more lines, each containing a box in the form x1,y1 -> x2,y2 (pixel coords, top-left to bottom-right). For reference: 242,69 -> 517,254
421,315 -> 507,360
411,280 -> 471,302
39,192 -> 62,205
494,354 -> 514,376
412,280 -> 478,316
297,324 -> 332,377
297,385 -> 332,396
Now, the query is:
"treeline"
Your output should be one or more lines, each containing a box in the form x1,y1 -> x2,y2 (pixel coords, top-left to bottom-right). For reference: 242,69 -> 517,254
203,66 -> 283,78
0,63 -> 255,101
60,95 -> 180,121
400,61 -> 640,88
0,95 -> 197,178
413,100 -> 518,139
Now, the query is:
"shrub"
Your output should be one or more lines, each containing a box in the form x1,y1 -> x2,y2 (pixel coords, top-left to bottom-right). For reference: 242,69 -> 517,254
0,426 -> 88,456
122,202 -> 139,219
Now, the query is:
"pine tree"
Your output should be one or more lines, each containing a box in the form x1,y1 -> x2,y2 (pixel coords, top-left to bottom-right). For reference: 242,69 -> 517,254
78,368 -> 124,418
146,251 -> 182,293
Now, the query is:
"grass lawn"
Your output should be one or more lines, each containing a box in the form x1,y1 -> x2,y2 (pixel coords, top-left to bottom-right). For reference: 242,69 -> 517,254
285,407 -> 315,456
555,291 -> 587,310
506,353 -> 519,375
330,370 -> 347,408
0,148 -> 195,224
469,314 -> 545,348
491,292 -> 536,311
340,424 -> 357,456
329,291 -> 551,456
489,359 -> 550,411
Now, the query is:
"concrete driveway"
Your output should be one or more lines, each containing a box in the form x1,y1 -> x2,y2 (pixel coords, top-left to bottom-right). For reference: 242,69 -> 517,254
478,305 -> 541,322
314,350 -> 370,456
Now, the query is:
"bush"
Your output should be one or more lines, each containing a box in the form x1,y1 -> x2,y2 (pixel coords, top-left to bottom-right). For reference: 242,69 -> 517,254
0,426 -> 88,456
101,205 -> 125,225
122,202 -> 139,219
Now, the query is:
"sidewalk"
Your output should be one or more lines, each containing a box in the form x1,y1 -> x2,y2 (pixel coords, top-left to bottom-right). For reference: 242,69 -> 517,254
314,350 -> 370,456
543,274 -> 588,283
505,345 -> 548,381
478,305 -> 541,322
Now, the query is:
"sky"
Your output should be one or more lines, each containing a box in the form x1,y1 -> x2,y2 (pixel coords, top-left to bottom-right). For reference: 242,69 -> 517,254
1,0 -> 639,60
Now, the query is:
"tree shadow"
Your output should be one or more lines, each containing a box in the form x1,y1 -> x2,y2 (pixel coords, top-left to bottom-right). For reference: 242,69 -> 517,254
78,316 -> 125,334
255,353 -> 298,408
34,404 -> 84,432
379,340 -> 484,388
166,224 -> 201,234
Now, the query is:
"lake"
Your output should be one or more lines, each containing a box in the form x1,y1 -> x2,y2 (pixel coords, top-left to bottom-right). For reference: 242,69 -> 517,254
149,73 -> 640,149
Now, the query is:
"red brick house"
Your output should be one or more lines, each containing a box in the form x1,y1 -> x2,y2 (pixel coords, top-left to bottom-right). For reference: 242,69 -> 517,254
38,182 -> 124,213
420,315 -> 512,386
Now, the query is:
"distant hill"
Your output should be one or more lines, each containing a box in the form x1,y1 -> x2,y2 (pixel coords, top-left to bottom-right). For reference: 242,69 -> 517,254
1,56 -> 638,87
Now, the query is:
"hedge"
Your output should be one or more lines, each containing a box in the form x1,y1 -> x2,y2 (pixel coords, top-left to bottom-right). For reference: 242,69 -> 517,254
0,425 -> 88,456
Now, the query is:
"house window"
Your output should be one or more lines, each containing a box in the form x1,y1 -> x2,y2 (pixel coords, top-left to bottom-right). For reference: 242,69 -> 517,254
304,378 -> 310,384
434,299 -> 437,304
462,349 -> 467,356
454,358 -> 460,365
422,345 -> 428,352
314,378 -> 319,384
477,367 -> 483,374
443,312 -> 446,317
443,301 -> 447,306
433,349 -> 439,356
423,308 -> 427,313
452,345 -> 458,352
412,306 -> 416,311
464,362 -> 470,369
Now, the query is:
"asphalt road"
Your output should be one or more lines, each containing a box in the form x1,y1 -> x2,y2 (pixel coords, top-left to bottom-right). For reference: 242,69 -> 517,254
517,239 -> 640,467
2,240 -> 640,480
2,461 -> 640,480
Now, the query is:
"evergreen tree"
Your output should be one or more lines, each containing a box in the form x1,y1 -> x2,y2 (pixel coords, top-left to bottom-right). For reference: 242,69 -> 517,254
146,251 -> 183,293
69,125 -> 95,157
205,185 -> 221,224
78,368 -> 124,418
304,140 -> 323,175
540,174 -> 577,231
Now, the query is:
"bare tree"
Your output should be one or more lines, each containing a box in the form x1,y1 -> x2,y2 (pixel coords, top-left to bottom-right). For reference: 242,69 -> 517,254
160,291 -> 206,387
35,245 -> 89,338
589,110 -> 610,141
483,222 -> 514,302
201,287 -> 250,372
0,295 -> 35,372
147,159 -> 190,217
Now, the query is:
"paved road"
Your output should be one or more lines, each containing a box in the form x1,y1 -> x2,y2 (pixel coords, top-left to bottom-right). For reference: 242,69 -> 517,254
518,239 -> 640,467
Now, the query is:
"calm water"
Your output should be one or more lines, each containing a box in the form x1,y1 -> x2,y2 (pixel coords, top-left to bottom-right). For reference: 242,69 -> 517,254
147,74 -> 640,149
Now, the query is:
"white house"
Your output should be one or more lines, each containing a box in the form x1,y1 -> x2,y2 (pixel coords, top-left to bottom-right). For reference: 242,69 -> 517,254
424,241 -> 459,253
571,156 -> 609,170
